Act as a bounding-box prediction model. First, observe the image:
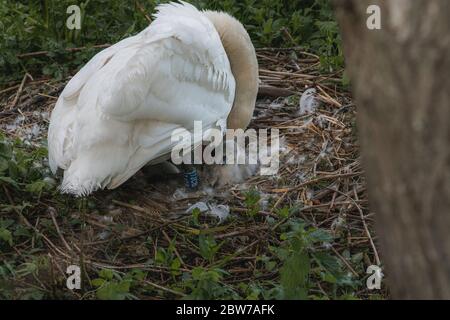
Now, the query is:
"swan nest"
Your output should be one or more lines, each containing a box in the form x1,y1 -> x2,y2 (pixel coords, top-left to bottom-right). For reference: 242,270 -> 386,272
0,48 -> 382,299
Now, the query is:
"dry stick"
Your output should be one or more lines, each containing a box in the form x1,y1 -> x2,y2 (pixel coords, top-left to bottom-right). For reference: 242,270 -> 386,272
88,261 -> 190,273
16,44 -> 111,59
271,217 -> 289,231
256,53 -> 279,63
272,171 -> 364,193
136,1 -> 152,23
213,240 -> 261,269
37,93 -> 57,99
11,73 -> 32,108
0,84 -> 19,95
330,246 -> 359,277
353,187 -> 381,266
112,199 -> 149,214
214,226 -> 268,240
317,85 -> 342,108
300,200 -> 367,212
231,206 -> 277,218
258,85 -> 296,97
270,190 -> 288,213
143,280 -> 186,297
84,218 -> 186,246
281,27 -> 296,45
49,207 -> 73,253
326,185 -> 380,266
256,46 -> 303,52
334,185 -> 366,203
256,47 -> 321,61
260,68 -> 317,79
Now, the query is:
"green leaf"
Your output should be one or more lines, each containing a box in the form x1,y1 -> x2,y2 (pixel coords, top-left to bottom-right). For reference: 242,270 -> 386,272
191,207 -> 201,225
96,280 -> 131,300
199,235 -> 221,263
0,227 -> 13,246
98,269 -> 114,280
0,158 -> 8,173
25,180 -> 47,194
155,248 -> 167,265
308,229 -> 334,243
313,252 -> 341,275
91,278 -> 106,287
280,251 -> 310,300
276,207 -> 290,218
170,258 -> 182,276
0,176 -> 19,188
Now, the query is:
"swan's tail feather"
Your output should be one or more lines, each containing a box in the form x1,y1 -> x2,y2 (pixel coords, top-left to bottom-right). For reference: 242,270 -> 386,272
59,180 -> 102,197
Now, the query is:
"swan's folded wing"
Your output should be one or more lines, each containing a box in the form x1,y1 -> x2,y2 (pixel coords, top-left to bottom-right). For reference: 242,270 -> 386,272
95,1 -> 236,129
62,35 -> 141,101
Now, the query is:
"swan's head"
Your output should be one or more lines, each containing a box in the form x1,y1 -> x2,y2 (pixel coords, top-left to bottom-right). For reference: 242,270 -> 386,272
203,11 -> 259,130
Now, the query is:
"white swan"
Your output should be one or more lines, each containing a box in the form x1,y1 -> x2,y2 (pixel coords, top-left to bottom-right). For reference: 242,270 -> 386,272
48,1 -> 259,196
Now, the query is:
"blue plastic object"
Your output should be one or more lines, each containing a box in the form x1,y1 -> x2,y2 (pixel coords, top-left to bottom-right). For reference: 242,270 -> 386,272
184,168 -> 199,189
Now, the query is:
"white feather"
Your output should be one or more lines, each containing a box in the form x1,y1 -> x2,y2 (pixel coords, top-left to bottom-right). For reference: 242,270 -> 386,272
48,1 -> 236,196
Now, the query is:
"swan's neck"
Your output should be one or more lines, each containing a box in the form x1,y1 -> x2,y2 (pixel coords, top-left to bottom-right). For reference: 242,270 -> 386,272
204,11 -> 259,130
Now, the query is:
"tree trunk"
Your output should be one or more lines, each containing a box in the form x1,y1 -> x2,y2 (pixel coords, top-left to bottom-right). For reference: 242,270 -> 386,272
333,0 -> 450,299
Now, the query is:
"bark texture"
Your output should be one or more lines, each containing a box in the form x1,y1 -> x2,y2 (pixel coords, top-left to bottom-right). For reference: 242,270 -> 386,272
333,0 -> 450,299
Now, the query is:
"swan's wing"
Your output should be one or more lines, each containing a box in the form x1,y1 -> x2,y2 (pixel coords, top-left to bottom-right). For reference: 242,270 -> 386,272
95,2 -> 235,127
47,34 -> 143,173
62,36 -> 141,101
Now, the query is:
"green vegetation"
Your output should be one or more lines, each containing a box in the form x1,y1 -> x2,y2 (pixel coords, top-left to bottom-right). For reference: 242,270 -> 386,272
0,0 -> 342,86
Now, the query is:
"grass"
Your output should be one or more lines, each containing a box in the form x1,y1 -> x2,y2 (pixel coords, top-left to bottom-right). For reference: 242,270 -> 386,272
0,1 -> 385,300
